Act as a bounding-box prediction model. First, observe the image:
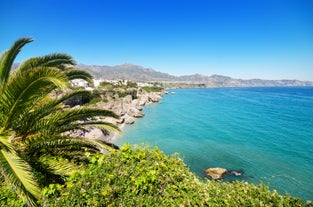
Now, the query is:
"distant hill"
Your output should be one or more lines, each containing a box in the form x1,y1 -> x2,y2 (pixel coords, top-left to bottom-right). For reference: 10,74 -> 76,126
77,63 -> 176,82
77,63 -> 313,87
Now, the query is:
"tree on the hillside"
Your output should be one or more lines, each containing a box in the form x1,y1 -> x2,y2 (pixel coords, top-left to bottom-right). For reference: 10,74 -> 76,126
0,37 -> 119,206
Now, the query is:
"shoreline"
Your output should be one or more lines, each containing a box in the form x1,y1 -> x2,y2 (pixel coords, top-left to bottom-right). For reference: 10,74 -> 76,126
85,89 -> 167,144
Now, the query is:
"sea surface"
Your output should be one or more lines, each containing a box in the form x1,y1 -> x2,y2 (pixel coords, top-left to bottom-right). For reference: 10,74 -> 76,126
115,87 -> 313,201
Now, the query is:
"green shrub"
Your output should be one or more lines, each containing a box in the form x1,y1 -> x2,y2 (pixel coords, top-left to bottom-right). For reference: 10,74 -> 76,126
99,81 -> 113,88
86,97 -> 102,105
142,86 -> 162,92
127,81 -> 138,88
42,144 -> 309,207
0,175 -> 26,207
117,91 -> 127,98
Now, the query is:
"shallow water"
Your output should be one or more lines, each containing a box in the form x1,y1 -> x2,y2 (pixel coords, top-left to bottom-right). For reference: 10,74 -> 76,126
116,87 -> 313,201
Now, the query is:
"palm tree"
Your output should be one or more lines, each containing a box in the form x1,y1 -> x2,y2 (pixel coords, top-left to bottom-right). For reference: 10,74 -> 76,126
0,37 -> 120,206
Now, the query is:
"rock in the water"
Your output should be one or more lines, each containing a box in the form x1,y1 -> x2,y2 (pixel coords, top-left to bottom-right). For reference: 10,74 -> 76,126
229,170 -> 244,177
205,167 -> 228,180
138,92 -> 162,105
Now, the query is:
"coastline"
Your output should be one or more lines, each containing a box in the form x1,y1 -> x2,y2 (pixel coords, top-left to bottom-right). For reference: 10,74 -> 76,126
86,89 -> 166,143
83,86 -> 313,143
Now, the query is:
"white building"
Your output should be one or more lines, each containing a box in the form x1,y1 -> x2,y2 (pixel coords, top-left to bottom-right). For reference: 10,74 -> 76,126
93,79 -> 105,87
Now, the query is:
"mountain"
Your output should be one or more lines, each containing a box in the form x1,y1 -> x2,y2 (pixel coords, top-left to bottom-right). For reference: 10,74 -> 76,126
77,63 -> 176,82
77,63 -> 313,87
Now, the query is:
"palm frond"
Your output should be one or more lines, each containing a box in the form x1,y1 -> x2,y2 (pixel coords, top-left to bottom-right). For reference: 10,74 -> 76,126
45,108 -> 119,132
59,90 -> 92,103
0,67 -> 69,129
13,90 -> 93,136
0,37 -> 33,87
18,53 -> 75,72
65,69 -> 93,85
37,155 -> 81,176
91,122 -> 121,134
58,121 -> 121,134
25,135 -> 117,155
0,135 -> 40,207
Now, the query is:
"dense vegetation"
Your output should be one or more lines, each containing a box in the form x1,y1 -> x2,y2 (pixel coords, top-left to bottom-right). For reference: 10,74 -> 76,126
141,85 -> 163,93
40,144 -> 310,207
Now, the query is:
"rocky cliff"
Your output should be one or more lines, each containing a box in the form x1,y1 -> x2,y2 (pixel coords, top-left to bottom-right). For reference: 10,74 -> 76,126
95,90 -> 163,125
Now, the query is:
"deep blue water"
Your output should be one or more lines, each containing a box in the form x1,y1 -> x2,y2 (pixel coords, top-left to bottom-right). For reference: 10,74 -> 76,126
116,87 -> 313,201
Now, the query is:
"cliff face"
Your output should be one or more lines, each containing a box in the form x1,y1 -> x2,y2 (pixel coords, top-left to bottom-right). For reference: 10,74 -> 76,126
96,90 -> 163,125
66,87 -> 164,141
77,63 -> 313,87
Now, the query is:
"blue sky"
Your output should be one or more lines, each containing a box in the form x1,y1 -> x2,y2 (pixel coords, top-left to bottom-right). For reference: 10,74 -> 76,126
1,0 -> 313,80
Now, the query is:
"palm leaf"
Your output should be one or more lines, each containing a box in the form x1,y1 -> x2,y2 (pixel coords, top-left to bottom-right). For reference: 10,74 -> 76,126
18,53 -> 75,72
65,69 -> 94,85
12,91 -> 99,137
13,90 -> 93,136
37,155 -> 81,176
0,67 -> 69,129
0,134 -> 40,207
43,108 -> 119,132
25,135 -> 117,155
58,121 -> 121,135
0,37 -> 33,87
57,90 -> 92,103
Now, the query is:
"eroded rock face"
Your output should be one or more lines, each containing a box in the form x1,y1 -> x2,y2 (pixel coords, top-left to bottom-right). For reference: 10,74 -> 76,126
205,167 -> 228,180
124,115 -> 135,124
127,107 -> 144,117
112,100 -> 124,115
123,95 -> 133,104
148,93 -> 162,102
95,91 -> 163,125
131,99 -> 144,111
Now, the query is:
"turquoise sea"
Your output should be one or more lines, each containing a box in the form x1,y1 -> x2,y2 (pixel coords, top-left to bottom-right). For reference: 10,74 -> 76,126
115,87 -> 313,201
